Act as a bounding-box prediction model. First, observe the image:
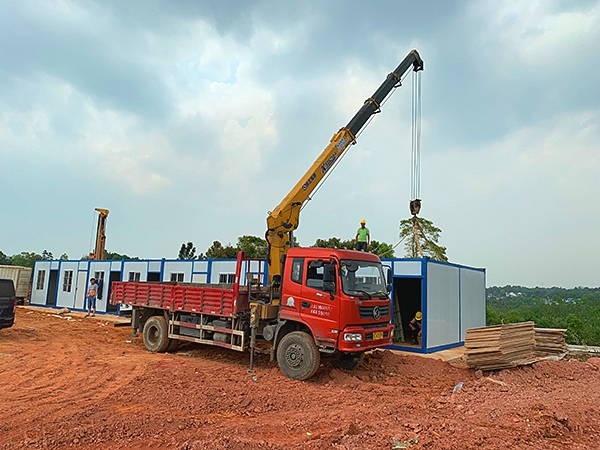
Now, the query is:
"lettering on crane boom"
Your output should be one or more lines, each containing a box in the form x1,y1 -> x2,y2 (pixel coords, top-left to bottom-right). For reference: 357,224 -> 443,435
302,137 -> 350,191
302,173 -> 317,191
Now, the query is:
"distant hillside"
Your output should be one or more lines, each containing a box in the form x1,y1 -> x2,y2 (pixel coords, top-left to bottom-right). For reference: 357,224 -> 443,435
486,286 -> 600,346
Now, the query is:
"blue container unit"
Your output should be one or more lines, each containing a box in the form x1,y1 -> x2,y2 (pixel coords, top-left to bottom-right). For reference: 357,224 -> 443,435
30,258 -> 267,315
381,257 -> 486,353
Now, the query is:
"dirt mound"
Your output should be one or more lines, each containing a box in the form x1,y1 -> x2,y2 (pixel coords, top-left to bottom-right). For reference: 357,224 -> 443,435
1,308 -> 599,449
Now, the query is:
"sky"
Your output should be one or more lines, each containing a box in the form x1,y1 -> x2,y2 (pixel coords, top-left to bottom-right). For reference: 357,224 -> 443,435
1,0 -> 599,288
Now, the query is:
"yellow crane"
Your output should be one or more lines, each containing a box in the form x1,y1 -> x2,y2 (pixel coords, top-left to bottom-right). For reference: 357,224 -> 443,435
266,50 -> 423,284
90,208 -> 109,260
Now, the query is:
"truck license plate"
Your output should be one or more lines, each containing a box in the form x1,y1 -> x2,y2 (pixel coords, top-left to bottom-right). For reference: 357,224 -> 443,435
373,331 -> 383,340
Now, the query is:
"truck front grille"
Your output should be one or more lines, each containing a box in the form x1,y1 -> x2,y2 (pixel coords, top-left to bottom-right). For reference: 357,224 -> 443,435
358,305 -> 389,320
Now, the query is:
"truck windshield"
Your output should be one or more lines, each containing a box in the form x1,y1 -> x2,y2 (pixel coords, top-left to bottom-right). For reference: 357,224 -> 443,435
339,260 -> 387,299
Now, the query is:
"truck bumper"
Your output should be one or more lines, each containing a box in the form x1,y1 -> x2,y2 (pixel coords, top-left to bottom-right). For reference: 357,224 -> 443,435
337,323 -> 394,352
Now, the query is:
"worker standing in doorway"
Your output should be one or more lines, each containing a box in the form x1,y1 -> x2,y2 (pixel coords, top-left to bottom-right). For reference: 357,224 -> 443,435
85,278 -> 98,318
355,219 -> 370,252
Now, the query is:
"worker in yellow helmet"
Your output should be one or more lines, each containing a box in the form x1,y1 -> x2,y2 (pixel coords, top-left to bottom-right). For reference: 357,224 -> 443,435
354,219 -> 370,251
409,311 -> 422,345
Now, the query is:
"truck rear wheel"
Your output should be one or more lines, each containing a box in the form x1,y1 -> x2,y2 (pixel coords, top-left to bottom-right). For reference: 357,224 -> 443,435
276,331 -> 320,381
143,316 -> 169,353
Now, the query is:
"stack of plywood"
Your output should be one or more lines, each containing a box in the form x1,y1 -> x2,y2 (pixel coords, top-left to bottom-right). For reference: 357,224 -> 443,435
534,328 -> 567,357
465,322 -> 536,370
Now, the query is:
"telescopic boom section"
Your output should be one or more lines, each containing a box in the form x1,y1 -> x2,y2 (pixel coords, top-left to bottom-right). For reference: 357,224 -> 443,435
266,50 -> 423,284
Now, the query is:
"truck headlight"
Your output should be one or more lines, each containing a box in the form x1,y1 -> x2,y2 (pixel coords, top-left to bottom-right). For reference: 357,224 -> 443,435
343,332 -> 362,342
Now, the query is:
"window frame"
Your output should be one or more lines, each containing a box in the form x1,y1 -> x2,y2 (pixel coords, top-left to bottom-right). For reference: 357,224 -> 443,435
62,270 -> 73,293
36,270 -> 46,290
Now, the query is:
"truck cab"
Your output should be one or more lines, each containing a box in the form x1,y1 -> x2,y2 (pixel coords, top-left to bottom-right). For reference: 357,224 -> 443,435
271,247 -> 393,379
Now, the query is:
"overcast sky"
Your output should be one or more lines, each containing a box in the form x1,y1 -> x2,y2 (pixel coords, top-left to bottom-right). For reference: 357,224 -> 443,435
1,0 -> 599,288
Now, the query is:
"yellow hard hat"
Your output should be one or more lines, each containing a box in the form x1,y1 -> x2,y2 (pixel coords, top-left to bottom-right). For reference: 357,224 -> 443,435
360,219 -> 366,224
415,311 -> 422,321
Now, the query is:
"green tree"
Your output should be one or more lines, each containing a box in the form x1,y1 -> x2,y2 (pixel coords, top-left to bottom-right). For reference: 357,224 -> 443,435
10,252 -> 43,268
312,237 -> 354,250
0,251 -> 11,265
178,241 -> 197,260
204,241 -> 239,259
59,253 -> 69,260
368,240 -> 395,258
237,235 -> 267,258
399,217 -> 448,261
104,251 -> 139,260
312,237 -> 394,257
41,249 -> 54,260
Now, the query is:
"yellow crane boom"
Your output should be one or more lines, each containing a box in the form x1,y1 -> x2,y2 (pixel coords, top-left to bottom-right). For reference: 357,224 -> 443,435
266,50 -> 423,283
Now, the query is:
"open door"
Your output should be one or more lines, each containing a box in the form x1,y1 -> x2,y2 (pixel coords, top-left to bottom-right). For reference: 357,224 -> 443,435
392,277 -> 422,346
46,270 -> 58,307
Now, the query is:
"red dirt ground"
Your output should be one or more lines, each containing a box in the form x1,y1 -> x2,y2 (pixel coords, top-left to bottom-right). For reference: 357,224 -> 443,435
1,307 -> 599,449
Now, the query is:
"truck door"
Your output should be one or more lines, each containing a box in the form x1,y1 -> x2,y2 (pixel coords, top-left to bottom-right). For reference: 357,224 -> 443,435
299,259 -> 340,343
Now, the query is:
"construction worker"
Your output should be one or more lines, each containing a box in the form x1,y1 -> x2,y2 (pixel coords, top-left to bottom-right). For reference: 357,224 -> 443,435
409,311 -> 422,344
355,219 -> 370,252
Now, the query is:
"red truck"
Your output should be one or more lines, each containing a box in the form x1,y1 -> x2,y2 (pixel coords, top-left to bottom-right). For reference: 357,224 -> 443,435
111,248 -> 393,380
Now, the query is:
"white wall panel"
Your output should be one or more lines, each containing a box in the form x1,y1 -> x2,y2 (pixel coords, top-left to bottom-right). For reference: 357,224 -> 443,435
426,262 -> 460,348
193,260 -> 208,272
122,262 -> 148,282
31,262 -> 51,306
111,261 -> 122,271
192,273 -> 207,283
210,261 -> 237,283
56,262 -> 79,308
78,261 -> 88,271
162,261 -> 193,282
148,261 -> 161,272
51,261 -> 59,270
75,272 -> 87,310
460,268 -> 486,340
394,261 -> 422,276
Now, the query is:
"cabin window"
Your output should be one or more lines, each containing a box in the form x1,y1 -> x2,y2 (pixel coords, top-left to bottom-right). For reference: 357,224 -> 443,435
62,270 -> 73,292
36,270 -> 46,290
170,273 -> 184,282
128,272 -> 141,282
219,273 -> 235,284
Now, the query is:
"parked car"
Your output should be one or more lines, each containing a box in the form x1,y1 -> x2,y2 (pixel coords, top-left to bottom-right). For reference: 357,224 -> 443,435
0,279 -> 17,330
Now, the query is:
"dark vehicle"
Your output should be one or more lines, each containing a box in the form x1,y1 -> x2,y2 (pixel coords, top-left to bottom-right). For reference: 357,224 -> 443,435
0,279 -> 17,330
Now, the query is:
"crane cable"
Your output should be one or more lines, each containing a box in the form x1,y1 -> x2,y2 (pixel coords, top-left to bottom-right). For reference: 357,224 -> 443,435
88,209 -> 97,256
411,69 -> 422,203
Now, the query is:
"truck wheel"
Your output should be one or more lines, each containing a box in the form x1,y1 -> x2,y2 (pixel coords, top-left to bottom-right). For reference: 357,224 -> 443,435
166,338 -> 180,353
276,331 -> 320,381
143,316 -> 169,353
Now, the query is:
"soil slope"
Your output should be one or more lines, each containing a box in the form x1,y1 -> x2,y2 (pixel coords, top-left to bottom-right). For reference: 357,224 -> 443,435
0,308 -> 598,449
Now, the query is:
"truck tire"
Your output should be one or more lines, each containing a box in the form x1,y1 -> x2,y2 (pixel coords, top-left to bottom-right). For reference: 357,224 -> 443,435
166,338 -> 180,353
143,316 -> 169,353
276,331 -> 320,381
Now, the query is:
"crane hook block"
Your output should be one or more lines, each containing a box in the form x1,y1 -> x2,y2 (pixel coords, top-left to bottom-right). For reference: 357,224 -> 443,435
410,199 -> 422,216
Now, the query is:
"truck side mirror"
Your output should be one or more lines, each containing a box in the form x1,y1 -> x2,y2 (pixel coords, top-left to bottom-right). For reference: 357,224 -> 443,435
323,263 -> 336,283
323,263 -> 336,295
384,265 -> 392,293
384,265 -> 392,284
